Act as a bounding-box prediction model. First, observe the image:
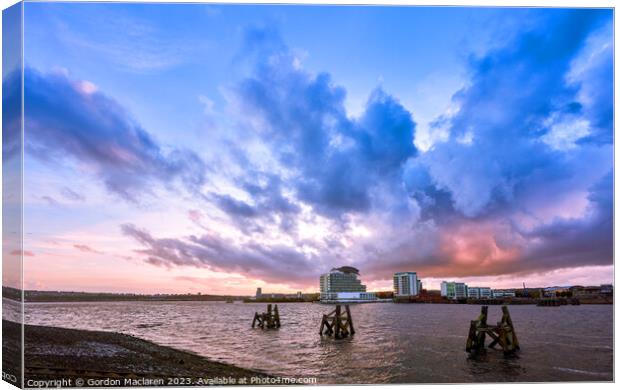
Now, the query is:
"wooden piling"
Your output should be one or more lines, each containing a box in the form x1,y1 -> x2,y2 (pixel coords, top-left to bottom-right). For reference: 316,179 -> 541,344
251,304 -> 281,329
465,305 -> 519,356
501,305 -> 519,351
274,305 -> 281,327
334,306 -> 342,339
345,305 -> 355,335
319,305 -> 355,339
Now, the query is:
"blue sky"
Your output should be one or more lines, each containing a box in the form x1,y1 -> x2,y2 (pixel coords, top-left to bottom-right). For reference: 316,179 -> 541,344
23,4 -> 507,147
8,3 -> 613,293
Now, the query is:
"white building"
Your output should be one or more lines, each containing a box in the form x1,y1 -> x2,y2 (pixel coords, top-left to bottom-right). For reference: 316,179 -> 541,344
467,287 -> 492,299
492,289 -> 516,298
393,272 -> 421,297
319,266 -> 376,303
320,291 -> 377,303
440,281 -> 468,299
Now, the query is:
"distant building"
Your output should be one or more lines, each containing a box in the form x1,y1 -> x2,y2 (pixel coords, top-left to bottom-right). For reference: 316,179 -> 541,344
252,287 -> 301,300
440,281 -> 468,299
571,285 -> 611,298
320,266 -> 366,294
492,289 -> 516,298
320,291 -> 377,302
320,266 -> 376,302
393,272 -> 421,297
600,284 -> 613,296
467,287 -> 492,299
543,286 -> 570,297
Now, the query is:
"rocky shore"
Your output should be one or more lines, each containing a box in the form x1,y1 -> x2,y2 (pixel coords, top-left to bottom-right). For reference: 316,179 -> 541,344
3,320 -> 271,387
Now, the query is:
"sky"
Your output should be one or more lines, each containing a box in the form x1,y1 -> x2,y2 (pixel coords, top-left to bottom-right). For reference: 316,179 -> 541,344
3,3 -> 613,294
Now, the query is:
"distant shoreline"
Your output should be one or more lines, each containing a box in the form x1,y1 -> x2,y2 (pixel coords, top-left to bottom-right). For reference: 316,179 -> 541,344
3,320 -> 274,387
6,297 -> 612,305
3,287 -> 611,305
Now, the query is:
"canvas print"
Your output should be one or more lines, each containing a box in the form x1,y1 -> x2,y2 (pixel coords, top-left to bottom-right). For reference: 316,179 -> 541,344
1,1 -> 614,387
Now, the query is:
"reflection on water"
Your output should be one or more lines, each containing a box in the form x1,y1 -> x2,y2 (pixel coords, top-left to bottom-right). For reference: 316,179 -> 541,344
23,301 -> 612,383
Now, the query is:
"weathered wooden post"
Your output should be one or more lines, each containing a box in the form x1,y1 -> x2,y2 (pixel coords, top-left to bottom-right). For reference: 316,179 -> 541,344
345,305 -> 355,335
334,305 -> 342,339
252,311 -> 262,328
320,305 -> 355,339
466,306 -> 488,353
476,306 -> 487,350
501,305 -> 519,351
319,314 -> 327,335
465,305 -> 519,356
274,304 -> 281,328
252,304 -> 281,329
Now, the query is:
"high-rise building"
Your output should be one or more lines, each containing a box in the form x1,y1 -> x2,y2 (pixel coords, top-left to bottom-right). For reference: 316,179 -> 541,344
440,281 -> 468,299
319,266 -> 376,302
393,272 -> 421,296
256,287 -> 262,298
320,266 -> 366,294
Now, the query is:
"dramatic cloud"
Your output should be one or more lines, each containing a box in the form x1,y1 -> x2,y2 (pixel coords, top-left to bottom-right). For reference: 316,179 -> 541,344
206,172 -> 303,235
233,28 -> 418,219
365,9 -> 613,280
407,10 -> 612,218
121,12 -> 612,289
19,68 -> 208,202
24,10 -> 611,291
121,223 -> 317,285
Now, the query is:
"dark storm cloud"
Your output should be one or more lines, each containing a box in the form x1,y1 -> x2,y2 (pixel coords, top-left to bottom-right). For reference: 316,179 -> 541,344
121,223 -> 317,285
199,13 -> 612,285
20,68 -> 208,203
406,9 -> 612,218
360,10 -> 613,281
234,28 -> 418,219
363,170 -> 613,282
518,171 -> 613,270
208,173 -> 302,233
18,10 -> 612,288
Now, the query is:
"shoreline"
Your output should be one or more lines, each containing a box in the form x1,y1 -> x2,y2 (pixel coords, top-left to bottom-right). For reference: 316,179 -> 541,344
3,320 -> 273,387
6,298 -> 611,305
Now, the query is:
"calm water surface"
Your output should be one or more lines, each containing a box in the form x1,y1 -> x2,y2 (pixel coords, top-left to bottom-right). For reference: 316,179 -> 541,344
22,301 -> 613,383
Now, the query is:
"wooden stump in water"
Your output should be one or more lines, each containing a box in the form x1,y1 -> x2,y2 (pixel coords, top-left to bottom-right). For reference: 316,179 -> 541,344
251,304 -> 281,329
319,305 -> 355,339
466,305 -> 519,356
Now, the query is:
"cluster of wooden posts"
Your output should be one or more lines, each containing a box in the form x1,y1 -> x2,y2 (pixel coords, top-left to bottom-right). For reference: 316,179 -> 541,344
465,305 -> 520,356
250,304 -> 355,339
251,304 -> 281,329
319,304 -> 355,339
251,303 -> 521,357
